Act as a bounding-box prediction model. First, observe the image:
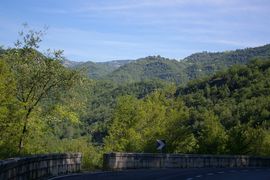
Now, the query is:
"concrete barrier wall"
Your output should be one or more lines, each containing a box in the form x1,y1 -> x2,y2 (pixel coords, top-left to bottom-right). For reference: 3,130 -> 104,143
103,153 -> 270,170
0,153 -> 82,180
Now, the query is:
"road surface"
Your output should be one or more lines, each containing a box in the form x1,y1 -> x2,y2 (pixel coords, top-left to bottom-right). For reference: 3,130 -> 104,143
52,168 -> 270,180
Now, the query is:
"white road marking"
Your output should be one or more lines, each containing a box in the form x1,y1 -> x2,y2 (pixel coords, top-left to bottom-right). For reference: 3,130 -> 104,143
196,175 -> 202,178
186,178 -> 193,180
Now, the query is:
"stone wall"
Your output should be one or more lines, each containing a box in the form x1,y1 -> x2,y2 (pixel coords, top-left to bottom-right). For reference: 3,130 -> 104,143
0,153 -> 82,180
103,153 -> 270,170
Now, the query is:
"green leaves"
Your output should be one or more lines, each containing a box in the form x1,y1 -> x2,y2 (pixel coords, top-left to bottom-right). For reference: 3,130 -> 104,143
0,26 -> 80,156
104,59 -> 270,156
105,92 -> 194,153
227,125 -> 266,155
195,111 -> 227,154
0,59 -> 23,157
1,25 -> 270,170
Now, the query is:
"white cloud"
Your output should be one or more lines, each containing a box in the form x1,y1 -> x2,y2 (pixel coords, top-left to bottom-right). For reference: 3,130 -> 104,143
77,0 -> 236,13
2,0 -> 269,61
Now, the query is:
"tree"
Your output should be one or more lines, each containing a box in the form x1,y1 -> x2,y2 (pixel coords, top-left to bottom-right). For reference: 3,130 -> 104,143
192,111 -> 227,154
163,99 -> 197,153
2,26 -> 78,154
227,125 -> 266,155
0,59 -> 23,157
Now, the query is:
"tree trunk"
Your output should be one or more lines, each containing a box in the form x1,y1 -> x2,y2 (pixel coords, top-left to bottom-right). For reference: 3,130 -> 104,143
18,108 -> 32,154
18,121 -> 28,154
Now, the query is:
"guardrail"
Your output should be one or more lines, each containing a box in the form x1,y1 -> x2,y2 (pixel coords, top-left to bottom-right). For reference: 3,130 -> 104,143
103,153 -> 270,170
0,153 -> 82,180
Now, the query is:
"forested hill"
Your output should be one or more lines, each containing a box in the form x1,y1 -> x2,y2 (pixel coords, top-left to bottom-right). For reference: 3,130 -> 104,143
184,44 -> 270,64
64,44 -> 270,84
105,59 -> 270,155
62,59 -> 84,68
64,59 -> 132,79
176,59 -> 270,131
0,47 -> 5,54
105,56 -> 188,84
183,44 -> 270,77
105,44 -> 270,84
2,27 -> 270,170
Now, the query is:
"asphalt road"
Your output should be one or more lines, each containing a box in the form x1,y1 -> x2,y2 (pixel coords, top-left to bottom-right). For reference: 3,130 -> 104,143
52,168 -> 270,180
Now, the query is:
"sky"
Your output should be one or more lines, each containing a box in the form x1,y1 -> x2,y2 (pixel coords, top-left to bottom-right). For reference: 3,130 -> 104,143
0,0 -> 270,62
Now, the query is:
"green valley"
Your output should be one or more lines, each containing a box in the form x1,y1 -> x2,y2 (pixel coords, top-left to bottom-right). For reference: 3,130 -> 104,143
1,28 -> 270,170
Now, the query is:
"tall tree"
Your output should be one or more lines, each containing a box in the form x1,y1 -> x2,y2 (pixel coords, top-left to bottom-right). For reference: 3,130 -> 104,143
0,58 -> 22,157
3,26 -> 77,153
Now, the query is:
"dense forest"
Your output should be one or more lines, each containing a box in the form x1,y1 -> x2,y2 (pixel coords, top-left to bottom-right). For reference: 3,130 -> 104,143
105,59 -> 270,156
66,44 -> 270,84
1,28 -> 270,170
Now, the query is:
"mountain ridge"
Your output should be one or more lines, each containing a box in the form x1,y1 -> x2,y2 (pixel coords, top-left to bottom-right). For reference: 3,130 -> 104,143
64,44 -> 270,84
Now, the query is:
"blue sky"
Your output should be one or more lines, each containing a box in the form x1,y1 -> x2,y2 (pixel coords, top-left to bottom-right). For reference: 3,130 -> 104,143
0,0 -> 270,62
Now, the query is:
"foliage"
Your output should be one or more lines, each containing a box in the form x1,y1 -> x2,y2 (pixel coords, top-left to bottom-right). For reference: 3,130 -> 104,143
183,44 -> 270,77
1,25 -> 270,170
0,59 -> 23,157
105,59 -> 270,156
68,60 -> 132,79
82,80 -> 167,142
105,56 -> 188,84
67,44 -> 270,85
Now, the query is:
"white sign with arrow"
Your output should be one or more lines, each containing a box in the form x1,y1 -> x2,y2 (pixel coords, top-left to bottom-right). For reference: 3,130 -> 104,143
156,139 -> 166,150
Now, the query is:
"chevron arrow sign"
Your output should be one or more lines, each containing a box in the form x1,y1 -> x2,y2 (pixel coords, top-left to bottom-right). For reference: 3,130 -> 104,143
156,139 -> 166,150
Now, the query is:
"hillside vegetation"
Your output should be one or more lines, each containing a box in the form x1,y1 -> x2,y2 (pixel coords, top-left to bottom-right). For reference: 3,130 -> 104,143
1,28 -> 270,170
106,56 -> 188,84
105,59 -> 270,155
65,60 -> 132,79
68,44 -> 270,84
183,44 -> 270,78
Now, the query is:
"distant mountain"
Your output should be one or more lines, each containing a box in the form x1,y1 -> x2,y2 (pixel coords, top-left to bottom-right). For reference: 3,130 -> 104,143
63,59 -> 132,79
99,60 -> 133,69
106,44 -> 270,84
105,56 -> 188,84
0,47 -> 5,55
184,44 -> 270,64
62,59 -> 84,68
183,44 -> 270,78
66,44 -> 270,84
